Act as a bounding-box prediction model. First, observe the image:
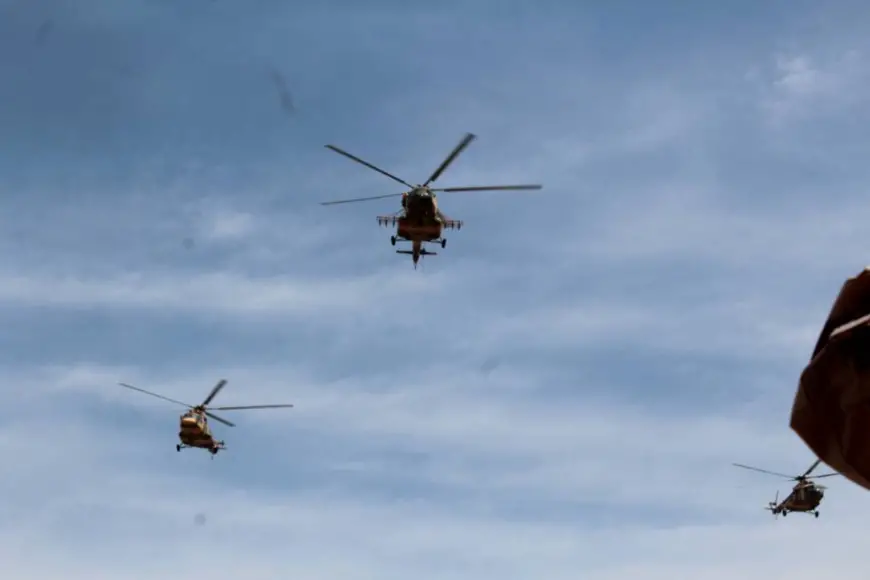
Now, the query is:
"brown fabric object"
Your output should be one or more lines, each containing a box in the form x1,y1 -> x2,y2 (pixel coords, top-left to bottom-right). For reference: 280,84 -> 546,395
791,267 -> 870,490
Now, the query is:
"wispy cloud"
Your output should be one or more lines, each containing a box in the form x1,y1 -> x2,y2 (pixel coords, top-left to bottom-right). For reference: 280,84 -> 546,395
758,50 -> 867,125
1,394 -> 867,580
0,268 -> 443,319
2,1 -> 870,579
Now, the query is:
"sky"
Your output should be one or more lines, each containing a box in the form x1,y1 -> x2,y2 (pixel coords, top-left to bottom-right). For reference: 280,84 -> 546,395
1,0 -> 870,578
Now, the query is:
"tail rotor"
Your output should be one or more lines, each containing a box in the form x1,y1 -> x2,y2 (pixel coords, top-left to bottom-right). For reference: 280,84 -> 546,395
766,491 -> 779,518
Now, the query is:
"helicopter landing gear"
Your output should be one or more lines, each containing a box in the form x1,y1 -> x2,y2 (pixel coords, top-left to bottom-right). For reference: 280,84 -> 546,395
390,236 -> 396,246
176,444 -> 181,452
440,238 -> 446,249
814,511 -> 820,518
782,510 -> 787,517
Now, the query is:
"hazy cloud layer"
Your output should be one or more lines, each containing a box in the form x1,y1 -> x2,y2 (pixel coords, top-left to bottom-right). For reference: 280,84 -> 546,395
1,1 -> 869,578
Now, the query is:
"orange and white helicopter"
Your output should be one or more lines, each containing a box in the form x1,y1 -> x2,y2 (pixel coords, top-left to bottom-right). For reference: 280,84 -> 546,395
320,132 -> 542,268
118,379 -> 293,457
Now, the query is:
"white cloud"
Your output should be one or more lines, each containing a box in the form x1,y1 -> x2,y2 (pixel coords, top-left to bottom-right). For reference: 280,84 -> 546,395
0,267 -> 448,319
198,209 -> 255,241
458,294 -> 821,367
760,50 -> 867,125
555,177 -> 870,272
4,4 -> 870,579
1,377 -> 867,580
0,362 -> 831,512
378,75 -> 711,190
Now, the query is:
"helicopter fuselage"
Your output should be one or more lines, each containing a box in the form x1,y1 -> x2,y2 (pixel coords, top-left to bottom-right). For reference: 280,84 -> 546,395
771,484 -> 824,515
178,411 -> 223,454
399,192 -> 441,235
396,217 -> 443,243
379,193 -> 462,266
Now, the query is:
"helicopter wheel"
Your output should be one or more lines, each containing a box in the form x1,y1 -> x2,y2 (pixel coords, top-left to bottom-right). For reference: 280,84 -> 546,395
814,511 -> 819,518
390,236 -> 396,246
176,444 -> 181,452
782,511 -> 787,517
441,238 -> 446,249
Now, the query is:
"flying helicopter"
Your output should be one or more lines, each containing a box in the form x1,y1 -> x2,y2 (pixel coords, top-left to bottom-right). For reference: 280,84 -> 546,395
732,459 -> 840,518
320,132 -> 542,268
117,379 -> 294,457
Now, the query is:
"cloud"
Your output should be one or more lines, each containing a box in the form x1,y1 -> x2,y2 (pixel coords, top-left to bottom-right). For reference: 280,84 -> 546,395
564,181 -> 870,269
4,2 -> 870,579
0,268 -> 447,321
1,364 -> 868,580
198,209 -> 255,242
0,362 -> 831,511
758,50 -> 868,125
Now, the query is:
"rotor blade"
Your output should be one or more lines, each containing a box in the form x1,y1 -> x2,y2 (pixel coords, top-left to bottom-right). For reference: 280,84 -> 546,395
324,145 -> 413,188
807,472 -> 840,479
801,459 -> 822,478
320,192 -> 405,206
423,132 -> 476,186
118,383 -> 193,409
431,184 -> 543,193
732,463 -> 794,479
210,404 -> 294,411
202,379 -> 227,406
205,411 -> 235,427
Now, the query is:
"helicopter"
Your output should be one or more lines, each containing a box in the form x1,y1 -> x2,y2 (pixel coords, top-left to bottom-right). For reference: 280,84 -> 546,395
320,132 -> 542,268
117,379 -> 294,457
732,458 -> 840,518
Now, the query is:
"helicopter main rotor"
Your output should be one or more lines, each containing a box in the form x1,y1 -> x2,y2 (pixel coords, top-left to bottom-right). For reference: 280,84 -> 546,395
732,459 -> 840,483
320,132 -> 542,206
117,379 -> 294,427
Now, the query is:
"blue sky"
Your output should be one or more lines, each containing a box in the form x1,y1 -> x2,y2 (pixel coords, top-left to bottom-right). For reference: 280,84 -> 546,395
2,0 -> 870,578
